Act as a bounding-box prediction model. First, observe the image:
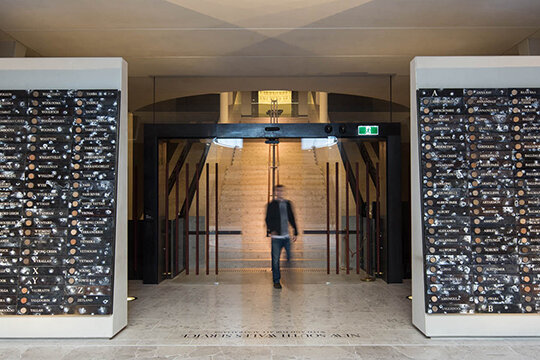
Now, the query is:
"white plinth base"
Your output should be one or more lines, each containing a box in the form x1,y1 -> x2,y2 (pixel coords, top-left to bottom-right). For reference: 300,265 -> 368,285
0,315 -> 126,338
416,314 -> 540,337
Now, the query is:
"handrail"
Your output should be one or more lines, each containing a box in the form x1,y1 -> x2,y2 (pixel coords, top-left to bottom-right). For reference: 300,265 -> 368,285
337,142 -> 364,207
357,142 -> 378,187
179,144 -> 211,217
167,141 -> 192,194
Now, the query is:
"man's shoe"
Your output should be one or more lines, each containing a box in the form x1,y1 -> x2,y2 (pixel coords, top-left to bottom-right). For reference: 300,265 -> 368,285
273,282 -> 282,289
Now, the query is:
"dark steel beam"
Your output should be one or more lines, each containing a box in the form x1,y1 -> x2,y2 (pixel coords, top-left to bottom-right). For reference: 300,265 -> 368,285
152,123 -> 399,140
385,134 -> 403,283
143,126 -> 160,284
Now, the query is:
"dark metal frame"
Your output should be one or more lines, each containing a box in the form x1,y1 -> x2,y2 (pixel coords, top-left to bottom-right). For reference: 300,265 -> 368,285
143,123 -> 402,283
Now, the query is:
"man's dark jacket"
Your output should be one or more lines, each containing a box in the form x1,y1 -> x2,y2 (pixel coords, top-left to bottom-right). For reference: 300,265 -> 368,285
265,199 -> 298,237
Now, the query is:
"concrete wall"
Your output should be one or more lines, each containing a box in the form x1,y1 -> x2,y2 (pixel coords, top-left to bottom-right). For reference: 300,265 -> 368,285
128,75 -> 409,113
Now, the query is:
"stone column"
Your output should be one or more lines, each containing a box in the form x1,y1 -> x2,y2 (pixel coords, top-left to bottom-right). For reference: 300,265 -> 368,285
319,91 -> 328,123
220,92 -> 229,123
298,91 -> 308,116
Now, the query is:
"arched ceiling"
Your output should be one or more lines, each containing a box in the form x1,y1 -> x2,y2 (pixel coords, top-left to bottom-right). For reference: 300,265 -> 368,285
1,0 -> 539,77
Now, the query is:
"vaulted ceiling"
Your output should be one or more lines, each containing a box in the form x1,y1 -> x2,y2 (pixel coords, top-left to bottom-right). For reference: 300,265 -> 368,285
1,0 -> 539,78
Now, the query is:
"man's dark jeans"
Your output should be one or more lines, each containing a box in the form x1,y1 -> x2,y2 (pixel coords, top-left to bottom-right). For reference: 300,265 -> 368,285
271,237 -> 291,283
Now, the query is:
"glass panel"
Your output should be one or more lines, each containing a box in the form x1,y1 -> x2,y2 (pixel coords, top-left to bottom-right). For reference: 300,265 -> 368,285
310,138 -> 388,275
157,139 -> 220,278
155,135 -> 387,278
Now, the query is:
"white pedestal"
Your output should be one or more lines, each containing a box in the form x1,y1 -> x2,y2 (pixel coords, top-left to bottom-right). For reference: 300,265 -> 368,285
0,58 -> 128,338
410,56 -> 540,337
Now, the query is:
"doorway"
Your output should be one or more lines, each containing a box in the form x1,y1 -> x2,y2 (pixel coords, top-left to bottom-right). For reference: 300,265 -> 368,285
142,123 -> 402,284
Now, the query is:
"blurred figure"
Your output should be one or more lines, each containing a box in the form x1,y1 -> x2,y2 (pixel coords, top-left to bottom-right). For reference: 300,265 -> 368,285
265,185 -> 298,289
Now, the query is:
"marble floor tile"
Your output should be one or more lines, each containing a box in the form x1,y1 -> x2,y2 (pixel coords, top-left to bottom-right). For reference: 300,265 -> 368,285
0,347 -> 25,360
0,273 -> 539,359
271,345 -> 359,360
20,346 -> 75,360
353,345 -> 404,359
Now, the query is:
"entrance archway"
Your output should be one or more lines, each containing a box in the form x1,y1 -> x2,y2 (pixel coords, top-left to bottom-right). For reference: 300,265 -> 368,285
141,123 -> 402,284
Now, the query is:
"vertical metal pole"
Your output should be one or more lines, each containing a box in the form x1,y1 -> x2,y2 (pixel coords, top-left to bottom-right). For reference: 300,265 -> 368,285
326,162 -> 330,274
276,143 -> 280,185
175,166 -> 179,275
272,145 -> 276,190
164,142 -> 169,277
366,164 -> 371,276
345,162 -> 350,275
215,163 -> 219,275
206,163 -> 210,275
335,162 -> 339,275
386,134 -> 403,283
196,163 -> 200,275
267,145 -> 271,203
355,162 -> 360,274
185,164 -> 189,275
376,162 -> 381,275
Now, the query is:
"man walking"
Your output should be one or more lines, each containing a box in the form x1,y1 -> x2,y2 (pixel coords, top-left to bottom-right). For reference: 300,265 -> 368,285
265,185 -> 298,289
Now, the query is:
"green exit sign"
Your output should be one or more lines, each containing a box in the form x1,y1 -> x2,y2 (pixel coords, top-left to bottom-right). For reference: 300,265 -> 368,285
358,125 -> 379,135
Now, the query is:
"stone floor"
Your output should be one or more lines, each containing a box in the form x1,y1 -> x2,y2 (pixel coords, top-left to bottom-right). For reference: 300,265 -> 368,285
1,271 -> 540,359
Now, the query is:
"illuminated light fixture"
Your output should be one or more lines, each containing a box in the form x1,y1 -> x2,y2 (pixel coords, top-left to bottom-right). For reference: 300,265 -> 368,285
301,136 -> 338,150
212,138 -> 243,148
127,296 -> 138,302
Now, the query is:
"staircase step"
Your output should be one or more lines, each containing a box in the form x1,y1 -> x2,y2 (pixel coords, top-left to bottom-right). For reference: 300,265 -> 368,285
205,141 -> 335,269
